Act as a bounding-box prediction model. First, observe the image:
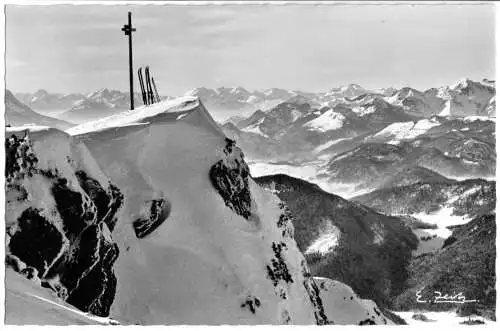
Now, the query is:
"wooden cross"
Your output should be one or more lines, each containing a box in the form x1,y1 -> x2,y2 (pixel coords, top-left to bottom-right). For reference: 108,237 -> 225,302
122,12 -> 136,110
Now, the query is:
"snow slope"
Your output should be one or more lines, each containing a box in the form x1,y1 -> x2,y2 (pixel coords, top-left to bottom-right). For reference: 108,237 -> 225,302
313,138 -> 350,154
303,109 -> 345,132
305,221 -> 341,255
66,96 -> 330,324
240,117 -> 268,137
5,269 -> 118,325
314,277 -> 394,325
373,118 -> 441,142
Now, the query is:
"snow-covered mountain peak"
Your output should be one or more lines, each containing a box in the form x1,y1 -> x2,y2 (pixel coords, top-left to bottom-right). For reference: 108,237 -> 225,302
68,96 -> 330,324
340,83 -> 364,92
285,94 -> 312,105
451,77 -> 473,91
86,87 -> 110,99
436,85 -> 451,99
30,89 -> 52,103
86,88 -> 128,102
304,108 -> 346,132
326,84 -> 366,98
262,88 -> 296,100
373,86 -> 397,96
7,95 -> 336,324
184,87 -> 217,98
33,89 -> 50,98
231,86 -> 250,94
399,86 -> 423,98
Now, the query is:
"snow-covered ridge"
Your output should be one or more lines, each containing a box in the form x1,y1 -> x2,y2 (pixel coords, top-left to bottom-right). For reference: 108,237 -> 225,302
241,117 -> 268,137
66,96 -> 202,136
70,97 -> 330,324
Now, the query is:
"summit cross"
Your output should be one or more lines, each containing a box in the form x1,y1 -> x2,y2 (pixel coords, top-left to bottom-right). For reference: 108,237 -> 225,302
121,11 -> 136,110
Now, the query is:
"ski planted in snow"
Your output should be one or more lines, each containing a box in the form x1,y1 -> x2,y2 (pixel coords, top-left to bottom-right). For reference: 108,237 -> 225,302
152,76 -> 160,103
145,66 -> 154,105
138,67 -> 147,105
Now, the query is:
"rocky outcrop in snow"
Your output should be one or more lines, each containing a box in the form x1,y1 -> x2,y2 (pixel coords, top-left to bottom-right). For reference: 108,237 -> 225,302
132,198 -> 171,239
209,138 -> 253,220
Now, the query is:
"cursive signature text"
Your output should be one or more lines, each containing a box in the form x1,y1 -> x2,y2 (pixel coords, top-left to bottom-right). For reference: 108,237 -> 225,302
416,290 -> 478,304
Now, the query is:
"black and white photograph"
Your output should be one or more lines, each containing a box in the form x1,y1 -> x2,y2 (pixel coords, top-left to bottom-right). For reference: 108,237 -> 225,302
2,0 -> 497,326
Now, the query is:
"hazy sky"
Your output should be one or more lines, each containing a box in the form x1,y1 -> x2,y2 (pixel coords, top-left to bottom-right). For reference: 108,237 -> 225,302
6,3 -> 496,96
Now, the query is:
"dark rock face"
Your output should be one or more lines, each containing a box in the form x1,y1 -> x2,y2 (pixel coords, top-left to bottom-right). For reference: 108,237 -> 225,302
240,295 -> 261,314
303,278 -> 329,325
5,134 -> 123,317
442,236 -> 457,248
104,184 -> 124,232
359,318 -> 376,325
277,202 -> 294,239
223,137 -> 236,156
65,224 -> 119,316
300,261 -> 329,325
52,177 -> 96,235
133,198 -> 171,239
209,138 -> 253,220
210,138 -> 330,324
5,133 -> 38,183
266,242 -> 293,287
9,208 -> 64,278
264,239 -> 328,325
76,170 -> 123,232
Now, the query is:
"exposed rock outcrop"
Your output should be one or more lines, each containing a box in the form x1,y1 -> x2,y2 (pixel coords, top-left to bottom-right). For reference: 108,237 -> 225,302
5,128 -> 123,317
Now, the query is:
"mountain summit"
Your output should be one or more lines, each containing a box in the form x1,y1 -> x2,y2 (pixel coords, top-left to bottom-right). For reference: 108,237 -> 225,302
5,97 -> 394,325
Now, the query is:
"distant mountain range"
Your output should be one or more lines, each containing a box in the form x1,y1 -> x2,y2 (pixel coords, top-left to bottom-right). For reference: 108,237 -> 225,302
13,77 -> 495,123
15,89 -> 83,112
9,78 -> 496,194
214,78 -> 496,198
222,78 -> 494,145
15,88 -> 171,124
5,90 -> 74,130
186,79 -> 495,120
322,134 -> 495,194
